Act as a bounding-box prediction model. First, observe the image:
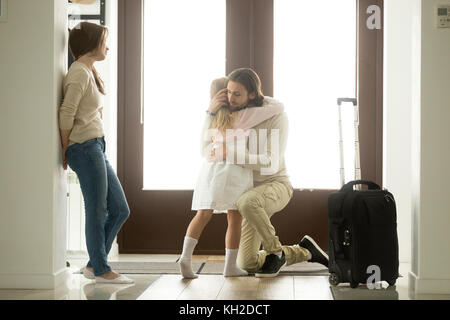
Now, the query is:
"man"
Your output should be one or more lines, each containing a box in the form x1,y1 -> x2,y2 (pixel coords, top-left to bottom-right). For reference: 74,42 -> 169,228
207,68 -> 329,277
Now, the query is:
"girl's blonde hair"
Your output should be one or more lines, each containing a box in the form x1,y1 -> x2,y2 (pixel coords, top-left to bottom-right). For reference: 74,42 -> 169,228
210,77 -> 239,134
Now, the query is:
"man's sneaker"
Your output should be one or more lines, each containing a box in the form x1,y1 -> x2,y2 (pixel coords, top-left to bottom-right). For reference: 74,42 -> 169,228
300,235 -> 329,268
255,252 -> 286,278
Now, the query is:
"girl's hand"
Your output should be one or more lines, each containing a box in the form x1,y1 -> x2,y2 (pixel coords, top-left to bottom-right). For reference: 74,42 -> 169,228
209,142 -> 227,162
59,129 -> 72,170
62,146 -> 68,170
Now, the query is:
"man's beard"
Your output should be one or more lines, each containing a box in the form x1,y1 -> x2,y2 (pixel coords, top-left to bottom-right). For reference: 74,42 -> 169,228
230,101 -> 247,109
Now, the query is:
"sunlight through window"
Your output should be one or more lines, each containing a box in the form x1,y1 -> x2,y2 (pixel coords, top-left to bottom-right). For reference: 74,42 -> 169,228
274,0 -> 357,189
143,0 -> 226,190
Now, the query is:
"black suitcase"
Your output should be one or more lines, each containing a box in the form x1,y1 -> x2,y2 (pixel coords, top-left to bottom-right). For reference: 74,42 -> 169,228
328,98 -> 399,288
328,180 -> 399,288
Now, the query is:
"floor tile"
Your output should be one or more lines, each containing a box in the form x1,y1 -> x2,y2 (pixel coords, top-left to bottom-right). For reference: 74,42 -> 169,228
1,256 -> 449,300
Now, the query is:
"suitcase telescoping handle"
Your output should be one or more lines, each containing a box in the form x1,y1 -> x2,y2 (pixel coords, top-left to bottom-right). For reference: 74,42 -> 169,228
340,180 -> 381,192
337,97 -> 360,187
337,98 -> 357,106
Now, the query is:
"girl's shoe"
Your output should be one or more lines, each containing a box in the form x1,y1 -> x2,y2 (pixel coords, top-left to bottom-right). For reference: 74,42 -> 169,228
95,274 -> 135,284
83,267 -> 95,280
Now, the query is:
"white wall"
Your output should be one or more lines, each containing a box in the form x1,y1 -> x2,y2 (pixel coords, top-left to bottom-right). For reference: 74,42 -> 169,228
0,0 -> 68,289
0,0 -> 119,289
383,0 -> 413,264
386,0 -> 450,294
409,0 -> 450,295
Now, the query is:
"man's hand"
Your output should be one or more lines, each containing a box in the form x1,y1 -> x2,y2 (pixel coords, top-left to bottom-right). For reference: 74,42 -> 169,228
208,88 -> 228,114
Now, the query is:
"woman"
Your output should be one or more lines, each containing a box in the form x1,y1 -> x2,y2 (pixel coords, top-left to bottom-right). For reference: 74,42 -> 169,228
59,22 -> 133,284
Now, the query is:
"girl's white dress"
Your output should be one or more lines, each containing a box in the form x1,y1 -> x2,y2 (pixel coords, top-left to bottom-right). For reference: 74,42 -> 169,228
191,155 -> 253,214
191,97 -> 284,214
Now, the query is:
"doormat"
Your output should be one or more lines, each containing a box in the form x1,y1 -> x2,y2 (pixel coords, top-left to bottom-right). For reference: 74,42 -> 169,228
74,261 -> 204,275
198,261 -> 329,276
330,283 -> 400,300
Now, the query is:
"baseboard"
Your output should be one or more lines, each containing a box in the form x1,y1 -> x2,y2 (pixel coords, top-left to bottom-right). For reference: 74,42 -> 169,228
66,250 -> 89,259
0,267 -> 70,290
409,271 -> 450,294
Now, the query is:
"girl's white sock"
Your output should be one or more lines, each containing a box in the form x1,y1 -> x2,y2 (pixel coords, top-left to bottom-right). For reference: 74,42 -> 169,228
179,236 -> 199,279
223,248 -> 248,277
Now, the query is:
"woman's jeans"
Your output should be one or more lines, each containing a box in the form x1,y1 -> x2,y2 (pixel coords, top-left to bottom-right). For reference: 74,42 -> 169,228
66,137 -> 130,276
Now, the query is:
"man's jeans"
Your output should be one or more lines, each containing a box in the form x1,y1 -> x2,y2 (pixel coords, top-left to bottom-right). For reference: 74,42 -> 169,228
66,137 -> 130,276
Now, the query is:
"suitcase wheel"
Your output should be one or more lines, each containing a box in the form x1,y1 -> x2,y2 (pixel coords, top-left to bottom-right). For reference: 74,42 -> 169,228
329,273 -> 340,286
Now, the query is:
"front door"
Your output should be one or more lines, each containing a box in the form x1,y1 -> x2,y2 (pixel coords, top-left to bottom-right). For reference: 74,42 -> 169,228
117,0 -> 383,254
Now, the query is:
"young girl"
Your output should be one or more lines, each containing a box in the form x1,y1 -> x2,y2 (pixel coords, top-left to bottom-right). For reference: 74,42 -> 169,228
178,78 -> 284,278
59,22 -> 133,284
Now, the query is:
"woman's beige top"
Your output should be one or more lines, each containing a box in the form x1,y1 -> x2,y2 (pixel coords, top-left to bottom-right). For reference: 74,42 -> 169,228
59,61 -> 104,146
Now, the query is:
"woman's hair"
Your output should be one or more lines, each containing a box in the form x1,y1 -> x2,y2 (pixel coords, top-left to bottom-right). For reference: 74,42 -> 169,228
227,68 -> 264,107
69,22 -> 108,95
210,77 -> 239,134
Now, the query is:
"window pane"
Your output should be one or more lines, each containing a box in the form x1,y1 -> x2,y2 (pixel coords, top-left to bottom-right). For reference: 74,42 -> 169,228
143,0 -> 226,190
274,0 -> 357,189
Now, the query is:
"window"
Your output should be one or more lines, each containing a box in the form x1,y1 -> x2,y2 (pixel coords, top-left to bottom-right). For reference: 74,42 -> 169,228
143,0 -> 226,190
274,0 -> 357,189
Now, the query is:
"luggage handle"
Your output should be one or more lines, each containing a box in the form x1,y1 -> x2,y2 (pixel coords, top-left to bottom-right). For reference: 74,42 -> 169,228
336,97 -> 360,187
340,180 -> 381,192
337,98 -> 357,106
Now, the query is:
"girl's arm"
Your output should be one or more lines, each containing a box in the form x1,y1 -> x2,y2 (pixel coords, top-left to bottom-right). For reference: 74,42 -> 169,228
200,114 -> 215,158
59,129 -> 72,170
59,69 -> 89,132
234,97 -> 284,130
200,88 -> 228,158
58,69 -> 89,169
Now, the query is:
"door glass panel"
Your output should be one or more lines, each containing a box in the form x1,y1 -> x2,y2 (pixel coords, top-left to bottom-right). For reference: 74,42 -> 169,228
274,0 -> 356,189
143,0 -> 226,190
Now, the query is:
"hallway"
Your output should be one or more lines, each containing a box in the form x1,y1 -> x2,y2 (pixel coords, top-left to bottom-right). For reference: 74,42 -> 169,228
1,0 -> 450,301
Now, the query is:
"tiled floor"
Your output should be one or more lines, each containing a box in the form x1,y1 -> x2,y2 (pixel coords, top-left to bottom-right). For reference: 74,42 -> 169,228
0,254 -> 449,300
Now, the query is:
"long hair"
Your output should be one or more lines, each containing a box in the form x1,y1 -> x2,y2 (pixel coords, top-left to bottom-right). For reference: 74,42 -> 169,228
227,68 -> 264,107
69,22 -> 108,95
210,78 -> 239,134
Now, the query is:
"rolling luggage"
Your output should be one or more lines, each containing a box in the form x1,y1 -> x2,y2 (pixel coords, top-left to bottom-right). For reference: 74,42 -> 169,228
327,98 -> 399,288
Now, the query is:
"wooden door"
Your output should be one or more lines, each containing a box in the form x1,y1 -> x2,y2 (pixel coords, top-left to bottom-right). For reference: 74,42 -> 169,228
117,0 -> 383,254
